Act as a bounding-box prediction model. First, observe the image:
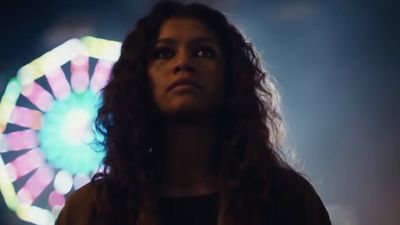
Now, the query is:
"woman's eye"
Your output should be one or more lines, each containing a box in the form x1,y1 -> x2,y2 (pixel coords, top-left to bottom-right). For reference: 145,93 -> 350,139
196,47 -> 216,58
153,47 -> 174,59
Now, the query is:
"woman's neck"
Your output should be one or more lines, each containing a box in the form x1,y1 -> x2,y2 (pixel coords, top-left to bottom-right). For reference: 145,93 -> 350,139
157,118 -> 219,197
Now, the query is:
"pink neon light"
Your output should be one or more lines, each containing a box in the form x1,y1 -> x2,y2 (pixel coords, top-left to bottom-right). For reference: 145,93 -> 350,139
10,106 -> 42,130
19,165 -> 54,204
90,59 -> 112,92
21,82 -> 54,112
17,187 -> 33,205
48,190 -> 65,207
71,54 -> 89,92
45,67 -> 71,100
5,163 -> 17,182
8,148 -> 44,181
6,130 -> 38,150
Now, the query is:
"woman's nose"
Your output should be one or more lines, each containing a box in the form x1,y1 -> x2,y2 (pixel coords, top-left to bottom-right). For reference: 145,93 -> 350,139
173,48 -> 194,74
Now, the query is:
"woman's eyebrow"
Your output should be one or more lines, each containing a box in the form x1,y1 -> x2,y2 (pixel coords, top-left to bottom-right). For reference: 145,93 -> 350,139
156,37 -> 219,46
156,38 -> 177,45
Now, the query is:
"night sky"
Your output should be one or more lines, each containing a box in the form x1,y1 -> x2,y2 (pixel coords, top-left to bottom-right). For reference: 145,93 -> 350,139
1,0 -> 399,224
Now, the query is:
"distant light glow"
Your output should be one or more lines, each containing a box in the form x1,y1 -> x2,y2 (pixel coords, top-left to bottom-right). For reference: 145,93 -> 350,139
90,59 -> 112,92
21,82 -> 54,112
61,108 -> 91,145
0,36 -> 119,225
16,39 -> 87,85
0,79 -> 21,131
19,166 -> 54,205
17,188 -> 33,205
0,157 -> 18,210
17,65 -> 38,86
6,130 -> 38,150
51,206 -> 63,221
45,68 -> 71,100
48,191 -> 65,207
73,173 -> 91,190
26,205 -> 54,225
70,54 -> 90,93
53,170 -> 73,195
10,106 -> 42,130
5,163 -> 17,182
39,91 -> 103,174
8,148 -> 44,181
81,36 -> 121,61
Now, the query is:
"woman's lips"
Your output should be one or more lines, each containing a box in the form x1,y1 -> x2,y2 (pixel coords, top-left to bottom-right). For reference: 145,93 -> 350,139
167,78 -> 201,92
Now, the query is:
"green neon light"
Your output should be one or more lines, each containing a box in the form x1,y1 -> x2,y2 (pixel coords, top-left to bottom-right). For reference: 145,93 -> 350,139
38,91 -> 104,175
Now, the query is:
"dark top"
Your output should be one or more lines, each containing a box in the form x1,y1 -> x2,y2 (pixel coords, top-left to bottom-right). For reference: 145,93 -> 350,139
158,192 -> 219,225
56,167 -> 331,225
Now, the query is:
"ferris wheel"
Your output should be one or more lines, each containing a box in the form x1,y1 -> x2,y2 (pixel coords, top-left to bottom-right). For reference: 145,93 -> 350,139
0,36 -> 120,225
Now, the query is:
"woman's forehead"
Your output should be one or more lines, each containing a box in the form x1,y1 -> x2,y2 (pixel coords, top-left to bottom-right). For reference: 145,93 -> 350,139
157,17 -> 217,41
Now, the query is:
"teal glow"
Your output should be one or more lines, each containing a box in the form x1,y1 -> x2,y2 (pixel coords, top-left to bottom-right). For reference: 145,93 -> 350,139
38,91 -> 104,175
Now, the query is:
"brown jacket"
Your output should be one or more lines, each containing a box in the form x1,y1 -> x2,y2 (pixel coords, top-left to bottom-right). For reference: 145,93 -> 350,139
55,167 -> 331,225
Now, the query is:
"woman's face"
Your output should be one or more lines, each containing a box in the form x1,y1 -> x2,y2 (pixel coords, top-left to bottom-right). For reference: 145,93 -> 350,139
147,17 -> 225,118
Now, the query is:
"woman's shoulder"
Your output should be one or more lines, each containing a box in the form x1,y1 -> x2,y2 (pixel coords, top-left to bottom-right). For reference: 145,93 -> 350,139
269,166 -> 332,225
272,166 -> 315,195
55,180 -> 100,225
68,181 -> 97,202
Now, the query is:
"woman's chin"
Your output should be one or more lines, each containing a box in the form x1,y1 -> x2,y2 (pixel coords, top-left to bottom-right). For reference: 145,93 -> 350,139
155,96 -> 221,120
166,104 -> 203,116
158,102 -> 211,120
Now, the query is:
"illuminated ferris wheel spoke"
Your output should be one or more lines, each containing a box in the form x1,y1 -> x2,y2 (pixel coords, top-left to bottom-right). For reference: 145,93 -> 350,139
5,129 -> 38,151
17,165 -> 54,205
5,148 -> 44,182
70,54 -> 90,93
45,67 -> 71,101
21,82 -> 54,112
90,59 -> 112,93
9,106 -> 43,130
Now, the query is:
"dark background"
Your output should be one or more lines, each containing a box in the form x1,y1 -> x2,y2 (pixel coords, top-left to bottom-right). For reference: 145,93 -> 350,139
1,0 -> 399,224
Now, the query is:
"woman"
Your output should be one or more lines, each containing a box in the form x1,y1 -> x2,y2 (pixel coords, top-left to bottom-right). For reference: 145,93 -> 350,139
56,1 -> 331,225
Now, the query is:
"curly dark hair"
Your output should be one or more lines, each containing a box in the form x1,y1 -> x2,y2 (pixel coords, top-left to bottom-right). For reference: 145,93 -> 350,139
93,1 -> 296,225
